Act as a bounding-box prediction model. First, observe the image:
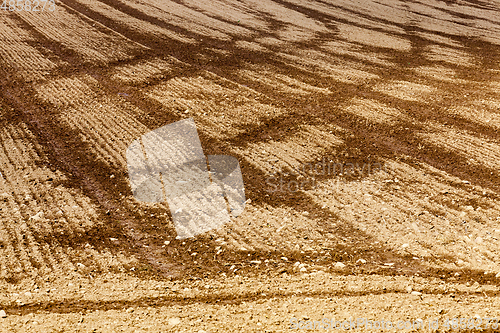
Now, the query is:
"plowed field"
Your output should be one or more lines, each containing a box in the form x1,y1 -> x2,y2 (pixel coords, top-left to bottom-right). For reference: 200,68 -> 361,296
1,0 -> 500,331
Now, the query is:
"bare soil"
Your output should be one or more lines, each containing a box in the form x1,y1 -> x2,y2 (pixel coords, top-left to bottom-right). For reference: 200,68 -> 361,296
1,0 -> 500,332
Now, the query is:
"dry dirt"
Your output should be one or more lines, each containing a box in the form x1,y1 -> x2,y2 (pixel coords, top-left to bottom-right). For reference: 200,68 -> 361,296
1,0 -> 500,332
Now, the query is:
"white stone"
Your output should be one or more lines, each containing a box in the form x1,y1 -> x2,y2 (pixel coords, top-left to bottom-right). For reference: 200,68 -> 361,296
30,211 -> 44,222
356,259 -> 367,264
334,262 -> 346,269
0,310 -> 6,318
411,291 -> 422,296
168,317 -> 181,326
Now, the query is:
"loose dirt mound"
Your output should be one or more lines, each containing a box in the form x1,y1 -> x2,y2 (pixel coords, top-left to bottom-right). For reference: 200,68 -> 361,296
1,0 -> 500,331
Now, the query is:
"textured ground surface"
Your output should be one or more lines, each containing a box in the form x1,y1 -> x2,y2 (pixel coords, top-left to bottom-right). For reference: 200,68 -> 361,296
1,0 -> 500,331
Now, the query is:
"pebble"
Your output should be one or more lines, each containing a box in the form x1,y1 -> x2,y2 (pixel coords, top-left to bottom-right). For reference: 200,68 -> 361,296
168,317 -> 181,326
356,259 -> 367,264
457,259 -> 464,266
30,211 -> 44,222
299,267 -> 307,273
334,262 -> 346,269
411,291 -> 422,296
402,243 -> 409,249
0,310 -> 6,318
496,272 -> 500,278
405,286 -> 412,293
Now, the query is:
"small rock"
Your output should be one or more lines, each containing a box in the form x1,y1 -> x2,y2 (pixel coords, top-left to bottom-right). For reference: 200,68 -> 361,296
356,259 -> 367,264
457,259 -> 464,266
384,263 -> 394,266
76,263 -> 86,269
334,262 -> 346,269
250,260 -> 261,264
495,272 -> 500,278
24,292 -> 32,297
0,310 -> 6,318
294,262 -> 301,267
281,257 -> 288,261
299,267 -> 307,272
164,241 -> 170,245
402,243 -> 409,249
411,291 -> 422,296
30,211 -> 44,222
126,307 -> 134,313
475,237 -> 483,244
472,281 -> 480,289
405,286 -> 412,293
168,317 -> 181,326
109,238 -> 118,241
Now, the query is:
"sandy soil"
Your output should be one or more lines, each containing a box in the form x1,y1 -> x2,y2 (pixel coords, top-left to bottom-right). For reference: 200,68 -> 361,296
1,0 -> 500,331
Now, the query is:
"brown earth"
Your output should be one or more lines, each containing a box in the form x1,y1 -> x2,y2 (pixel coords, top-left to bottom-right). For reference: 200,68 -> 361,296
1,0 -> 500,332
